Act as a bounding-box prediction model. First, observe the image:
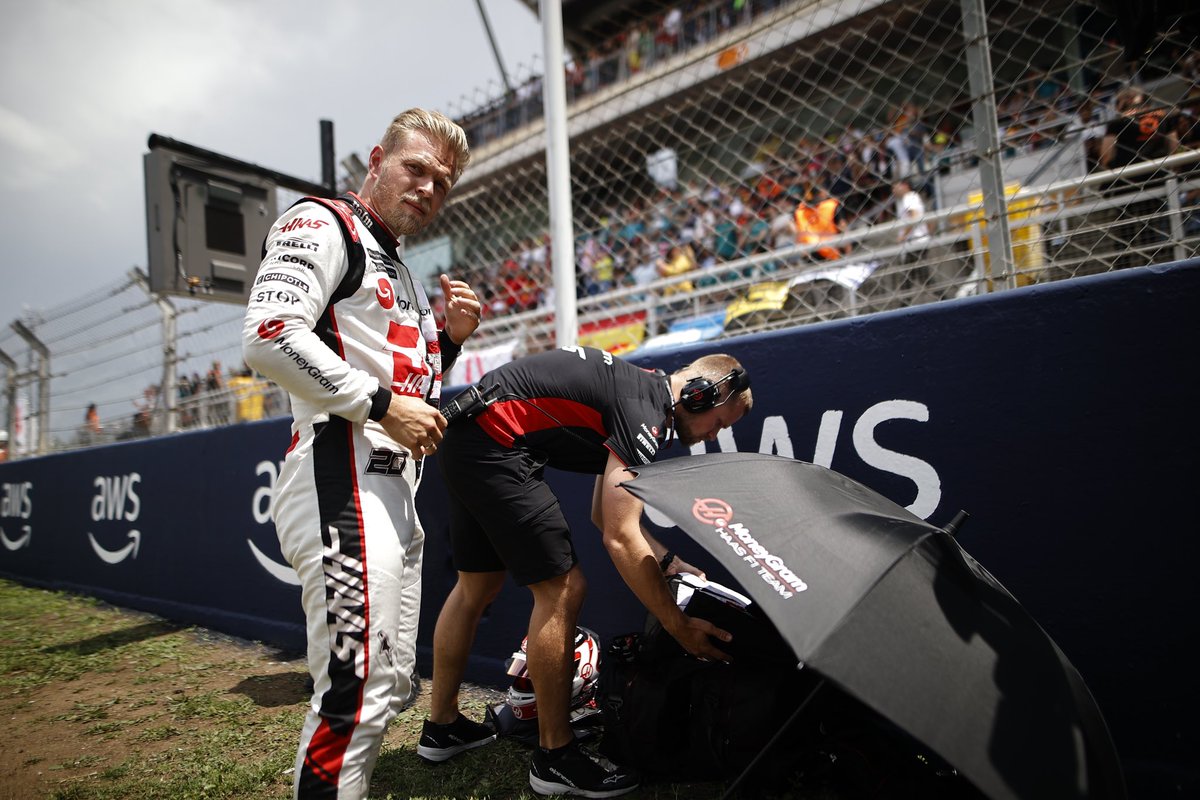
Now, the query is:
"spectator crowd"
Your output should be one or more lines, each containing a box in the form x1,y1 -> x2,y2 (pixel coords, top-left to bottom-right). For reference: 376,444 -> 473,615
445,46 -> 1200,332
434,0 -> 1200,338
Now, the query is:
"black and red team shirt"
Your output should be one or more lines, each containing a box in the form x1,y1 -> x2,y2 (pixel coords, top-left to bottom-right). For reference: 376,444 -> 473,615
1105,109 -> 1171,170
472,346 -> 674,473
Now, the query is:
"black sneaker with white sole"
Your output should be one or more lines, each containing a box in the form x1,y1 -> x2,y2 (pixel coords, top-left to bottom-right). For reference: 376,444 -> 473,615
416,714 -> 497,762
529,740 -> 640,798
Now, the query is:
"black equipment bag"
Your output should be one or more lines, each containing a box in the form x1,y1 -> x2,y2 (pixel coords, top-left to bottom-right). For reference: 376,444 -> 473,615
595,577 -> 818,783
596,634 -> 819,784
595,577 -> 985,797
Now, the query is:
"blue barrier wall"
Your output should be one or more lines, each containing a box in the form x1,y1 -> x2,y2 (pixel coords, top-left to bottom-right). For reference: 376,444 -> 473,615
2,260 -> 1196,797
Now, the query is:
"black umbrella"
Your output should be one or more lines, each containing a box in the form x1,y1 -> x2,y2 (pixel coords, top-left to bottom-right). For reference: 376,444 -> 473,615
621,452 -> 1125,800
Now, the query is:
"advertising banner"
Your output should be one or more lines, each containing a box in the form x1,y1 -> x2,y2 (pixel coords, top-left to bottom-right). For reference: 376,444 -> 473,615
3,261 -> 1197,794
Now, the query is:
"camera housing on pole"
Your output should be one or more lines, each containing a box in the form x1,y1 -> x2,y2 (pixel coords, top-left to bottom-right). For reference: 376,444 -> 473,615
143,134 -> 332,305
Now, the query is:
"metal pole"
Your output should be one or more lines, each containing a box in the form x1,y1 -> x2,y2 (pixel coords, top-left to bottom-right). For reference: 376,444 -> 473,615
540,0 -> 578,348
320,120 -> 336,193
719,676 -> 827,800
960,0 -> 1016,290
131,269 -> 178,434
1166,176 -> 1186,264
162,299 -> 178,434
11,320 -> 49,455
0,348 -> 15,455
475,0 -> 514,95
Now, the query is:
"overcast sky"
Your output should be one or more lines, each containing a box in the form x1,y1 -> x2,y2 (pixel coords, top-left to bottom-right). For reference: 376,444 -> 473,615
0,0 -> 543,329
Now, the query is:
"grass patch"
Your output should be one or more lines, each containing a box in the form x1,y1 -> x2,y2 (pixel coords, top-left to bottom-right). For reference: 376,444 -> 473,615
84,720 -> 133,737
0,579 -> 832,799
136,725 -> 183,742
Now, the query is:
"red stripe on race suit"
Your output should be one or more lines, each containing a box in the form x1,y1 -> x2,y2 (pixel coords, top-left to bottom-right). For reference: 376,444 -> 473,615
476,397 -> 604,448
302,719 -> 353,787
302,420 -> 373,791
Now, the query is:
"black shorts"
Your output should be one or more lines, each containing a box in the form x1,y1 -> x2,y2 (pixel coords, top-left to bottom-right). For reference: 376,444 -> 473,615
436,419 -> 577,586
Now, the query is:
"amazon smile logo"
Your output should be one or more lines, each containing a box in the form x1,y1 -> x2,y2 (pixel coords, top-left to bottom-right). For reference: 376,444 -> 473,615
2,481 -> 34,552
88,530 -> 141,563
250,459 -> 299,585
1,524 -> 32,551
88,473 -> 143,565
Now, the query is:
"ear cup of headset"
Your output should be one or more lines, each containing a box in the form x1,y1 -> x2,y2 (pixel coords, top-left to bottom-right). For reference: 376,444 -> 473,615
679,377 -> 718,413
677,368 -> 749,413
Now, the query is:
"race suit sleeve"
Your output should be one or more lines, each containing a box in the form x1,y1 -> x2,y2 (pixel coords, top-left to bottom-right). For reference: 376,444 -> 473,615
242,202 -> 383,424
439,330 -> 462,375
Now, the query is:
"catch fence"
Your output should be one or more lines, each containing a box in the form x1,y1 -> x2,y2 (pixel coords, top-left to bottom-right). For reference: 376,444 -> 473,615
3,0 -> 1197,456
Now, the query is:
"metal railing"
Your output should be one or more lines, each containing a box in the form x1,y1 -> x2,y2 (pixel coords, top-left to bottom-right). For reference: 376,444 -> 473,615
454,147 -> 1200,355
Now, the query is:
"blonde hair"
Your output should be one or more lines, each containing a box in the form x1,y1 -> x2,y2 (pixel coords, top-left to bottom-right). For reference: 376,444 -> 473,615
381,108 -> 471,185
673,354 -> 753,412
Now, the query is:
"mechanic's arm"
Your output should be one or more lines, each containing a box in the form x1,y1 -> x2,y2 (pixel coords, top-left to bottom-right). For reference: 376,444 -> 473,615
596,453 -> 731,661
592,475 -> 706,579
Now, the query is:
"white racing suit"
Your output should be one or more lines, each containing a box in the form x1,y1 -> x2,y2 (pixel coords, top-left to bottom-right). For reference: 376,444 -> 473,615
243,192 -> 458,799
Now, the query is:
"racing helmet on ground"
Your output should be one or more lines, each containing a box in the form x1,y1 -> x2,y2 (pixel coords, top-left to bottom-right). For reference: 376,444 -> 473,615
504,626 -> 601,721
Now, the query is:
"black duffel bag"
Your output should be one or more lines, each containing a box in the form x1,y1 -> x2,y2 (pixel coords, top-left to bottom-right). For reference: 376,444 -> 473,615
594,577 -> 985,798
595,576 -> 819,785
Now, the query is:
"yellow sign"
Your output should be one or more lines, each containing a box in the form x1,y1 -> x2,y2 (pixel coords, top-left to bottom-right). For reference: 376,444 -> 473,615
963,183 -> 1046,287
578,312 -> 647,356
724,281 -> 790,325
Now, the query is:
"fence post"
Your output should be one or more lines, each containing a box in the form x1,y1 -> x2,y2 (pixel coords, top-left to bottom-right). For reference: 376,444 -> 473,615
1165,176 -> 1186,264
130,269 -> 179,435
960,0 -> 1016,290
10,320 -> 49,455
0,348 -> 15,454
540,0 -> 578,348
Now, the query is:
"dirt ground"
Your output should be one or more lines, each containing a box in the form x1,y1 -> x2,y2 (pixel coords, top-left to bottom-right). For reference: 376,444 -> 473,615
0,624 -> 300,799
0,609 -> 503,800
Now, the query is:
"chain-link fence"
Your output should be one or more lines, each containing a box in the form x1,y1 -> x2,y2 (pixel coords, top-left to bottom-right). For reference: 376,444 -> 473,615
0,272 -> 285,456
424,0 -> 1199,359
4,0 -> 1198,457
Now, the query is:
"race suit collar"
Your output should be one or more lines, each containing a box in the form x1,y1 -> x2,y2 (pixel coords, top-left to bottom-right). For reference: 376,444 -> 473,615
343,192 -> 400,259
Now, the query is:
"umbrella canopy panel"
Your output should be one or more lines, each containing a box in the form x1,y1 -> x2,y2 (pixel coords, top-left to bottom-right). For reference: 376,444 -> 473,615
622,452 -> 1125,800
624,452 -> 943,658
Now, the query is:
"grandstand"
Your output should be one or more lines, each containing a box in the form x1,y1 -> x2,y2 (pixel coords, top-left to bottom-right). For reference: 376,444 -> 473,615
412,0 -> 1200,360
1,0 -> 1198,452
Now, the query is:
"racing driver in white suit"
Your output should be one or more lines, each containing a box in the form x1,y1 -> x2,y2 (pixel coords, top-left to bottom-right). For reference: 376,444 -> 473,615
243,108 -> 481,800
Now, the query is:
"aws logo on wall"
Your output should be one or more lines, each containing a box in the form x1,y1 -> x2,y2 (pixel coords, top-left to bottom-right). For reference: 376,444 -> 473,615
250,460 -> 299,585
1,480 -> 34,552
88,473 -> 143,564
643,399 -> 944,530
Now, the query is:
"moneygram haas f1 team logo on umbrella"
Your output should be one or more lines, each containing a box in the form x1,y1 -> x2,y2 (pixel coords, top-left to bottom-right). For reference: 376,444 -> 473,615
691,496 -> 808,600
691,497 -> 733,526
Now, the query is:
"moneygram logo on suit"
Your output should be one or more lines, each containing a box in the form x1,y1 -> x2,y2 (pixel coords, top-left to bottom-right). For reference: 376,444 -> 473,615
1,399 -> 942,588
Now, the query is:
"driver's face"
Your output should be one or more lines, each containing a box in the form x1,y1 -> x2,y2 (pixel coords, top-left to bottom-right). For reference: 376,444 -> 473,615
367,132 -> 456,236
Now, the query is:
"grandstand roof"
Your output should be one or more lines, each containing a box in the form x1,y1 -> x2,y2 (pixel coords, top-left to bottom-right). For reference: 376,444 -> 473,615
518,0 -> 673,57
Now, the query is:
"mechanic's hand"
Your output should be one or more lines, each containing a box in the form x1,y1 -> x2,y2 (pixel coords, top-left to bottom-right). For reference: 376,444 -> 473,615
664,555 -> 706,581
669,614 -> 732,663
440,274 -> 482,345
379,393 -> 447,459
